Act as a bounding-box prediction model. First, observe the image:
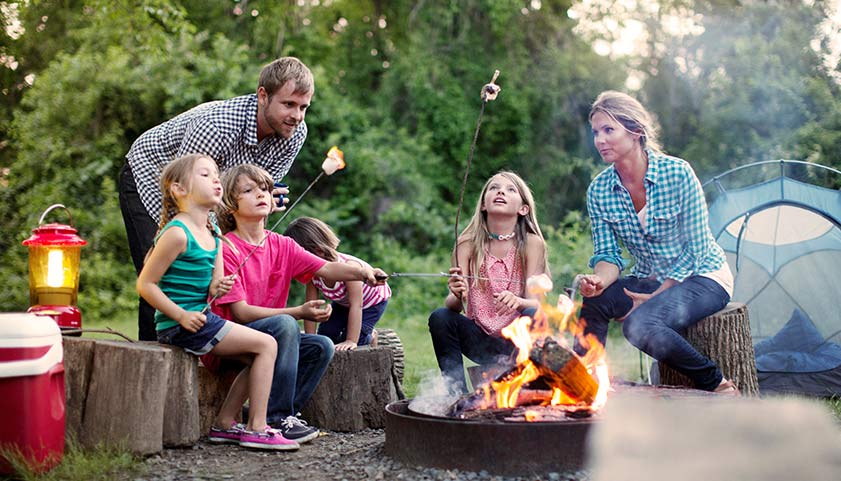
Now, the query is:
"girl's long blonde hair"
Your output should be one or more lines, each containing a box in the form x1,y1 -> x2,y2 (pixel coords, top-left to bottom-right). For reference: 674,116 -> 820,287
457,171 -> 545,289
216,164 -> 275,234
284,216 -> 340,262
145,153 -> 220,263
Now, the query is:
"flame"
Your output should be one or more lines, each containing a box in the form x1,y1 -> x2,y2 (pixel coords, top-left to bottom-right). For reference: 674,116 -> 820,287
490,277 -> 612,417
321,146 -> 345,175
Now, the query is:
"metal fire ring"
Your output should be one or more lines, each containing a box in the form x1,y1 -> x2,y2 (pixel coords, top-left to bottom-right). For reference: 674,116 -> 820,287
385,399 -> 594,476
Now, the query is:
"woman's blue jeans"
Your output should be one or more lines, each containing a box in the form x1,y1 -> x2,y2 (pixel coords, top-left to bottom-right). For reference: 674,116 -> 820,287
578,276 -> 730,391
428,307 -> 536,394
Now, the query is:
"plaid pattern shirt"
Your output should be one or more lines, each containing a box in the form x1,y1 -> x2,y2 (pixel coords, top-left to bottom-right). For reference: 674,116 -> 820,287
126,94 -> 307,223
586,149 -> 726,282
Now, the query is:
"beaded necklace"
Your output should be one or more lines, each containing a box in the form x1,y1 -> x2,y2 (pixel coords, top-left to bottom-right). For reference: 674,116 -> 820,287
487,231 -> 516,241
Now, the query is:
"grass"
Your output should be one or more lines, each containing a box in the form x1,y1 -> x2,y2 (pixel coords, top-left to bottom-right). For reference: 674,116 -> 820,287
2,438 -> 141,481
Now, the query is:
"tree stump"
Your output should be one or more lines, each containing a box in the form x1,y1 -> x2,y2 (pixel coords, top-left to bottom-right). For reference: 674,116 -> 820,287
62,337 -> 96,443
80,340 -> 171,455
659,302 -> 759,395
375,328 -> 405,386
197,362 -> 239,435
152,343 -> 201,447
299,346 -> 399,432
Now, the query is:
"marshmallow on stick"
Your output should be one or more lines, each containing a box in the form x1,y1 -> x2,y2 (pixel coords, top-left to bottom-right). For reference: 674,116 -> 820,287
322,146 -> 346,175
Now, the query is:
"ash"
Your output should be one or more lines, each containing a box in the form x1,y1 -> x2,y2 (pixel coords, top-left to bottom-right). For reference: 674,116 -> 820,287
120,430 -> 591,481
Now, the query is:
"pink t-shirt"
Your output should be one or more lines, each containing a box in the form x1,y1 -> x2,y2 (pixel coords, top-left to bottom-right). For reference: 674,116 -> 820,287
466,244 -> 524,336
212,231 -> 327,320
311,252 -> 392,308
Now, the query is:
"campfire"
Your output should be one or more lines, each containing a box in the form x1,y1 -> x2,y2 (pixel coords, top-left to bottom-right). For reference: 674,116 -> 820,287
447,274 -> 611,421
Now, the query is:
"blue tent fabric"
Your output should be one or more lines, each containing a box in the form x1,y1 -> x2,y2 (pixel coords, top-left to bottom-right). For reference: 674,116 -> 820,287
754,309 -> 841,373
704,161 -> 841,396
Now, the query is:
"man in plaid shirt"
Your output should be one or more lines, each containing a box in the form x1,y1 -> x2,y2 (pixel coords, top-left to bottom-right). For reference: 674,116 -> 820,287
119,57 -> 313,341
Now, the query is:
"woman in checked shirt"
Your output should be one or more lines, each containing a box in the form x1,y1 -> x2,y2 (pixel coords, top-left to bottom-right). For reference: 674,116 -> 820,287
578,91 -> 738,395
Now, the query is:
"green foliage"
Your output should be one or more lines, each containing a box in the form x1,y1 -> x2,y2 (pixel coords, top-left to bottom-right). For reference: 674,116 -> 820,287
2,0 -> 840,344
3,437 -> 140,481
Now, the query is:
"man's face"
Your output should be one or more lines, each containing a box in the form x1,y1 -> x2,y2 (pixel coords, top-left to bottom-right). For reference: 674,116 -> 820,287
257,81 -> 313,139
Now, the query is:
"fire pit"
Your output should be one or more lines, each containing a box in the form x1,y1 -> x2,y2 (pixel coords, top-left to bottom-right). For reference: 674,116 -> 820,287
384,398 -> 596,476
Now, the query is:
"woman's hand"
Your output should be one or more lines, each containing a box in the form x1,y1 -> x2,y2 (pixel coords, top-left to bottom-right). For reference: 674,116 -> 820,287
335,340 -> 358,351
618,288 -> 653,320
447,267 -> 468,300
493,290 -> 521,316
578,274 -> 607,298
298,300 -> 332,322
178,310 -> 206,333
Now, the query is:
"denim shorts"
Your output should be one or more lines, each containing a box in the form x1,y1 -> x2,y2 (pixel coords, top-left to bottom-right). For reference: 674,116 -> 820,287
156,312 -> 233,355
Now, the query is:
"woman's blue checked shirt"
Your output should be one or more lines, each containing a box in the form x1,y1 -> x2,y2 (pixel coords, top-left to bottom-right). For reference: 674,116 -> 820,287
586,150 -> 727,283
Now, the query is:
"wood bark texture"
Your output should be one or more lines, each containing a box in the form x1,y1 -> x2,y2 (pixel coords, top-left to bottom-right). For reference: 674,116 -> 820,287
80,340 -> 171,455
300,346 -> 399,432
658,302 -> 759,395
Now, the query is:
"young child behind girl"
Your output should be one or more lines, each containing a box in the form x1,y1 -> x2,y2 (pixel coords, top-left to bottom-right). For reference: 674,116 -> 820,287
136,154 -> 297,450
284,217 -> 392,351
428,171 -> 547,394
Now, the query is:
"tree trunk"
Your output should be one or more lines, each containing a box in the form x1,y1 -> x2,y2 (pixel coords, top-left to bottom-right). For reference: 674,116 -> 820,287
299,346 -> 399,432
62,337 -> 96,443
659,302 -> 759,395
152,343 -> 201,447
80,340 -> 171,455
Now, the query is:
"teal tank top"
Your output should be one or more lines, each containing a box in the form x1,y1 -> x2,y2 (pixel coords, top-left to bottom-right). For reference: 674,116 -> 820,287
154,219 -> 219,331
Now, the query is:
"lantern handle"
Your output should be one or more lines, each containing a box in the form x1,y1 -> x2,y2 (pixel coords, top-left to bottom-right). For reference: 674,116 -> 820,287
38,204 -> 74,227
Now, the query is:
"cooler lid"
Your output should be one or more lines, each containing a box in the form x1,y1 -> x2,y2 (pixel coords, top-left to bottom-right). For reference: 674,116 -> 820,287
0,313 -> 61,341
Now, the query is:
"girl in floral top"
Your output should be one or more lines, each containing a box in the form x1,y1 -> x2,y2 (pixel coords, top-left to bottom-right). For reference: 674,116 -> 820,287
284,217 -> 392,351
428,171 -> 547,394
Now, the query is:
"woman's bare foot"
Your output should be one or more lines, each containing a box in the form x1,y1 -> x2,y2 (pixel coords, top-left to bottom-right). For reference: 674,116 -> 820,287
714,378 -> 741,396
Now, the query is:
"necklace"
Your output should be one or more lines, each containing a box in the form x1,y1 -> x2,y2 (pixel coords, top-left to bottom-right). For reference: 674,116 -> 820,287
487,231 -> 516,241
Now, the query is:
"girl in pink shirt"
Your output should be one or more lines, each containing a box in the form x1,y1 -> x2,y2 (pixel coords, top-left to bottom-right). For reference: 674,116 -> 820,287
285,217 -> 392,351
429,171 -> 547,394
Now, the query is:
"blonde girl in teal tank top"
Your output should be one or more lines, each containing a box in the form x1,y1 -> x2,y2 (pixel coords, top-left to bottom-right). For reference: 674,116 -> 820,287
136,154 -> 297,451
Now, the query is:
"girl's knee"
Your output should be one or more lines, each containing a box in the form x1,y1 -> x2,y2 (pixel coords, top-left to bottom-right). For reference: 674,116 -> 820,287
257,331 -> 277,356
428,308 -> 453,332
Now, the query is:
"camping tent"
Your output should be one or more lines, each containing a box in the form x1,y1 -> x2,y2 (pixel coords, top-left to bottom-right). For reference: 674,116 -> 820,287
704,160 -> 841,397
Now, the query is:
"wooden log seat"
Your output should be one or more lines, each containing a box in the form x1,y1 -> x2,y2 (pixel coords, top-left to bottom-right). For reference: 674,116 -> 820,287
658,302 -> 759,396
299,345 -> 403,432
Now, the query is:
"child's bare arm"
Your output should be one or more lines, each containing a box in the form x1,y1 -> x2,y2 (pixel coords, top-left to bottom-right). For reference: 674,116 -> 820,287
444,239 -> 472,311
136,227 -> 205,332
303,282 -> 327,334
315,261 -> 385,286
336,281 -> 364,351
209,246 -> 236,298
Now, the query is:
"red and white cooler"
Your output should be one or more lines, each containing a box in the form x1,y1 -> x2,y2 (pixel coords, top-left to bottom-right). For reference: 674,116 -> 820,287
0,313 -> 65,474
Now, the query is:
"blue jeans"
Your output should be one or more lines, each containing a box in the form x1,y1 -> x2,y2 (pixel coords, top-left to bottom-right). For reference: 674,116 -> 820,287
428,308 -> 536,394
317,300 -> 388,346
246,315 -> 335,425
578,276 -> 730,391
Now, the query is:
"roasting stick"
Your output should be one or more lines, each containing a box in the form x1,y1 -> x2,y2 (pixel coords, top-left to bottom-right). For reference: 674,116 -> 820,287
376,271 -> 524,284
200,147 -> 346,314
452,70 -> 501,308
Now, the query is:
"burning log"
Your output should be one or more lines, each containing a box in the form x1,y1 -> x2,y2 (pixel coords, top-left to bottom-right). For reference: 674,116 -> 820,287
529,337 -> 598,405
447,337 -> 600,418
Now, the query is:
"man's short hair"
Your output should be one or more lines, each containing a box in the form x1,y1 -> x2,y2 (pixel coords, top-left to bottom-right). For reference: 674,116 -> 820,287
259,57 -> 314,96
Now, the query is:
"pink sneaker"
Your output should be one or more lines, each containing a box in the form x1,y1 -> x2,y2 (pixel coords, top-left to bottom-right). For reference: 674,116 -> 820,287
208,422 -> 246,444
239,427 -> 300,451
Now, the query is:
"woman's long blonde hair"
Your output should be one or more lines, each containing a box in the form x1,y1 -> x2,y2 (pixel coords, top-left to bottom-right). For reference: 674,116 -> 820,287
457,171 -> 545,290
589,90 -> 662,154
216,164 -> 275,234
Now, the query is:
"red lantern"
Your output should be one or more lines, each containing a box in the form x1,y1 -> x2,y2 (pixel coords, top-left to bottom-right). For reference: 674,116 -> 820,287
22,204 -> 87,330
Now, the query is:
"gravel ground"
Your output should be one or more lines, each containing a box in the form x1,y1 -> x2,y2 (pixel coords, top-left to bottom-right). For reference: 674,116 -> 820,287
124,429 -> 591,481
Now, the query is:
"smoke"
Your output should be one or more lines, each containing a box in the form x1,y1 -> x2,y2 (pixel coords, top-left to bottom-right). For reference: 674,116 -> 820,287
407,371 -> 461,417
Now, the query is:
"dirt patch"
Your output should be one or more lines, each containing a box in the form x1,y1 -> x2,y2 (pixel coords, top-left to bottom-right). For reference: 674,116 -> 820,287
123,429 -> 590,481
